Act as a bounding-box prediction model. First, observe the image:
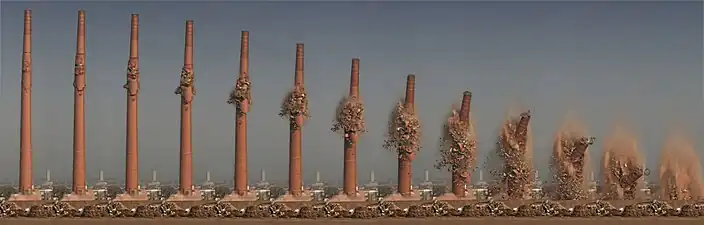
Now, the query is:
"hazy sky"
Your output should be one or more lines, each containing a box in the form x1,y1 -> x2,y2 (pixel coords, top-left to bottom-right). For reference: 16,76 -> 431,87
1,1 -> 702,186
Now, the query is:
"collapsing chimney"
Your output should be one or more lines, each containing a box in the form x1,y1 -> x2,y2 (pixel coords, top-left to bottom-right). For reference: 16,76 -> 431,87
170,20 -> 199,201
278,43 -> 311,201
331,58 -> 366,200
124,13 -> 141,196
383,75 -> 422,200
436,91 -> 477,199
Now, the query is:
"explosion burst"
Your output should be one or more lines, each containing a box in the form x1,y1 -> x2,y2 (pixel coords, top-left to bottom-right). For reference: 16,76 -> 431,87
331,96 -> 366,142
551,122 -> 595,200
383,100 -> 421,160
279,86 -> 309,130
494,110 -> 533,199
227,75 -> 252,115
435,107 -> 477,186
600,127 -> 645,200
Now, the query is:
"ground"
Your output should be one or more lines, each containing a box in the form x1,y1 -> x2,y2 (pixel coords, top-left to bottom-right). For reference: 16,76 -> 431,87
1,218 -> 702,225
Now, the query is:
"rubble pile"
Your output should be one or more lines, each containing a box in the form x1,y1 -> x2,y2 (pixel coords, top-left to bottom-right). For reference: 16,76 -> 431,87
2,200 -> 703,218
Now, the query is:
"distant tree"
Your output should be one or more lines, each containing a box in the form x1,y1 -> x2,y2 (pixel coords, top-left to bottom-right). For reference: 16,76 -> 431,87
324,186 -> 340,198
160,186 -> 177,199
269,186 -> 286,199
214,186 -> 232,199
377,185 -> 393,197
0,185 -> 17,198
53,185 -> 70,200
106,185 -> 123,199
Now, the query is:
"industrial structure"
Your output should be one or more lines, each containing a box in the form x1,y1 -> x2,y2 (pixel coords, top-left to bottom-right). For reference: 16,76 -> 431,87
5,9 -> 665,205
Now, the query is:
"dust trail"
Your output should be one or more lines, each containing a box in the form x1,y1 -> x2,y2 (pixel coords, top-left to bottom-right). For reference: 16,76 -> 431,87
551,116 -> 595,200
659,131 -> 703,200
490,107 -> 533,200
600,125 -> 644,200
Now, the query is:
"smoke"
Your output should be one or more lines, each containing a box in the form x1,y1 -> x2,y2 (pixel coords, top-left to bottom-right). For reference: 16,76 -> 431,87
550,117 -> 595,200
600,125 -> 644,200
659,131 -> 703,200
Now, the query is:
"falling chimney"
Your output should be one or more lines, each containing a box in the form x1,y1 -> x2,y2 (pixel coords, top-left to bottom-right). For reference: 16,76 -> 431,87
370,170 -> 375,182
234,30 -> 250,196
152,170 -> 157,182
19,9 -> 34,196
99,170 -> 104,181
124,13 -> 141,196
316,171 -> 321,183
206,171 -> 211,182
452,91 -> 472,197
46,169 -> 50,182
261,169 -> 266,182
424,170 -> 430,182
72,9 -> 88,196
397,74 -> 416,196
343,58 -> 361,197
288,43 -> 305,197
176,20 -> 196,196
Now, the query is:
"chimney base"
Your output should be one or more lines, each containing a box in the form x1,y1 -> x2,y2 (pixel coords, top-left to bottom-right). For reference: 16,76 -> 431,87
7,193 -> 42,202
383,192 -> 422,201
221,191 -> 258,202
435,193 -> 476,201
114,192 -> 150,201
276,193 -> 313,202
328,193 -> 366,202
166,190 -> 202,201
62,190 -> 96,201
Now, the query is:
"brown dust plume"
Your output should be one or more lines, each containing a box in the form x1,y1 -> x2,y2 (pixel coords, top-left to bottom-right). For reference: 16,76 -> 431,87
490,108 -> 533,200
600,126 -> 644,200
550,118 -> 595,200
658,131 -> 703,200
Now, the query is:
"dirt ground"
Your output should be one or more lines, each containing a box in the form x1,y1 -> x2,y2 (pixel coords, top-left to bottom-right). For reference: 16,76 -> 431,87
1,218 -> 703,225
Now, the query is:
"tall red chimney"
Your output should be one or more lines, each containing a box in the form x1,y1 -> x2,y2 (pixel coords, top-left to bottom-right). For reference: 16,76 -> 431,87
288,43 -> 305,197
19,9 -> 33,195
72,10 -> 87,196
124,14 -> 140,195
398,74 -> 415,196
234,31 -> 250,196
343,59 -> 360,196
177,20 -> 195,196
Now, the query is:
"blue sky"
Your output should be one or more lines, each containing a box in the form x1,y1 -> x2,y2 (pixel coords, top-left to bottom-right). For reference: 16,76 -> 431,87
1,1 -> 702,186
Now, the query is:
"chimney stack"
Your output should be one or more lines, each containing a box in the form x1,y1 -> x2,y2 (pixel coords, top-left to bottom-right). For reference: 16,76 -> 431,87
452,91 -> 472,197
19,9 -> 34,195
234,30 -> 250,196
125,13 -> 141,195
288,43 -> 305,197
176,20 -> 195,196
397,74 -> 416,196
343,58 -> 361,197
72,9 -> 88,196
